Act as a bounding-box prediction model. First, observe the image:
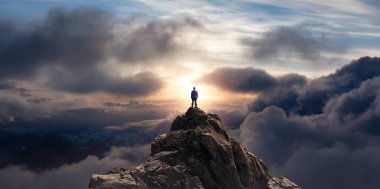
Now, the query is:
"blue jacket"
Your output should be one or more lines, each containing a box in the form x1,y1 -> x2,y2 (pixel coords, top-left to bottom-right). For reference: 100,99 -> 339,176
191,90 -> 198,99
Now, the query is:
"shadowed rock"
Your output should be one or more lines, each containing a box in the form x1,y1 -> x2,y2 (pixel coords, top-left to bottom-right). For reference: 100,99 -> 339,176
89,107 -> 300,189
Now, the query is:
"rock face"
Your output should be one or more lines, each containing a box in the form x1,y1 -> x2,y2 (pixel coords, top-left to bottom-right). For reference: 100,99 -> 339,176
89,107 -> 300,189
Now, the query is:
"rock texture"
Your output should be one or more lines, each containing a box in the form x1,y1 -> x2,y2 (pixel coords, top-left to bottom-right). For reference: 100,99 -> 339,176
89,107 -> 300,189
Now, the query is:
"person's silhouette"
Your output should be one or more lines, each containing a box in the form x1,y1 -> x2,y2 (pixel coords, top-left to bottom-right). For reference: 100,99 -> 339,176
191,87 -> 198,107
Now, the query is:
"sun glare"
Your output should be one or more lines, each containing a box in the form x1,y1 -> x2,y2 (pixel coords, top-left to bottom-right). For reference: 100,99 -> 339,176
171,73 -> 227,110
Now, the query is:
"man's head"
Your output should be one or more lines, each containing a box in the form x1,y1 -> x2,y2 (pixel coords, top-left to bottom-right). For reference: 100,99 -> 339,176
193,87 -> 195,90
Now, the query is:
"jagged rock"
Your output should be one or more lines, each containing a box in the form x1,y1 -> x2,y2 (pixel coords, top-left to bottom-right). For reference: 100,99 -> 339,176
268,177 -> 301,189
89,107 -> 300,189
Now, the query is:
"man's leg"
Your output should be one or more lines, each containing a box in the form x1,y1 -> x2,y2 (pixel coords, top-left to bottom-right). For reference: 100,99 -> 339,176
191,99 -> 194,107
195,99 -> 197,107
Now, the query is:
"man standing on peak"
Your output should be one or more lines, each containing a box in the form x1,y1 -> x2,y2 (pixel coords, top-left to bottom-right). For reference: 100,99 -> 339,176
191,87 -> 198,107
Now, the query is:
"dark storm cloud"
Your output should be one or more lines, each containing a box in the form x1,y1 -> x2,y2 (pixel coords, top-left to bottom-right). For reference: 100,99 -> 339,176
199,67 -> 276,92
238,57 -> 380,189
323,77 -> 380,135
249,56 -> 380,115
0,7 -> 201,96
277,73 -> 307,87
200,67 -> 306,93
0,7 -> 113,79
242,25 -> 346,61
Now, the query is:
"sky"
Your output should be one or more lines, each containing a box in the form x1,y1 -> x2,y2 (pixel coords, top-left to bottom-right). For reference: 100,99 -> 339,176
0,0 -> 380,189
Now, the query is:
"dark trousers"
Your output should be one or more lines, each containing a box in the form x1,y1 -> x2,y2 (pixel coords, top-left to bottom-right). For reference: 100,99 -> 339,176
191,98 -> 197,107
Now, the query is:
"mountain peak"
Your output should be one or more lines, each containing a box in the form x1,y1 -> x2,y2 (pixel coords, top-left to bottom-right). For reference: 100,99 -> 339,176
170,107 -> 228,138
89,108 -> 300,189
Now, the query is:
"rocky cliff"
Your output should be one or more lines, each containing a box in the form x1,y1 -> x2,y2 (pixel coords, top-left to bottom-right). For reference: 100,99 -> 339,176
89,107 -> 300,189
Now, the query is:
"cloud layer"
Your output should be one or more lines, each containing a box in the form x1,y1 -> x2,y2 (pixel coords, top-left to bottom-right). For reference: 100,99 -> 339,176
0,89 -> 174,171
0,78 -> 176,188
0,145 -> 150,189
249,56 -> 380,115
201,56 -> 380,189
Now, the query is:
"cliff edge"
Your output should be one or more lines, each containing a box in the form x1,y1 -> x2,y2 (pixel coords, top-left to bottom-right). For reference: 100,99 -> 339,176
89,107 -> 300,189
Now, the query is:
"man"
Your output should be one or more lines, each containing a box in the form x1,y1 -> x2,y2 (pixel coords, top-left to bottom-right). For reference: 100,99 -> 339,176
191,87 -> 198,107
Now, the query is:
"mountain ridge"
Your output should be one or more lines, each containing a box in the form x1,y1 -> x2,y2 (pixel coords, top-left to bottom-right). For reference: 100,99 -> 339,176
89,107 -> 300,189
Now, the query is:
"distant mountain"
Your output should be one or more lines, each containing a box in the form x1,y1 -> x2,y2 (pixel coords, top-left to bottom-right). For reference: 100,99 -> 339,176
89,107 -> 300,189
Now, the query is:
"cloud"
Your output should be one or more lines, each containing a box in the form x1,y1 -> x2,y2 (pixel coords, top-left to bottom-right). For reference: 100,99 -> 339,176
0,145 -> 150,189
208,109 -> 246,129
201,56 -> 380,116
0,81 -> 15,90
0,7 -> 149,96
274,143 -> 380,189
0,7 -> 113,79
0,81 -> 32,97
240,107 -> 327,166
103,100 -> 155,108
248,56 -> 380,115
361,0 -> 380,7
44,70 -> 164,96
199,67 -> 276,92
113,17 -> 202,63
0,94 -> 41,124
240,98 -> 380,189
241,25 -> 347,61
0,7 -> 202,96
200,67 -> 306,93
0,113 -> 169,171
322,77 -> 380,135
237,57 -> 380,189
